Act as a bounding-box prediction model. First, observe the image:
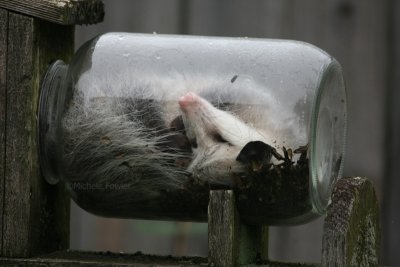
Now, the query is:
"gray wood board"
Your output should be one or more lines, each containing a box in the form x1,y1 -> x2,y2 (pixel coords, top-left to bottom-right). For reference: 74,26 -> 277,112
0,0 -> 104,25
0,250 -> 318,266
3,12 -> 35,257
208,190 -> 270,266
2,12 -> 73,257
0,250 -> 208,267
0,7 -> 8,255
322,177 -> 380,266
383,0 -> 400,264
208,190 -> 240,267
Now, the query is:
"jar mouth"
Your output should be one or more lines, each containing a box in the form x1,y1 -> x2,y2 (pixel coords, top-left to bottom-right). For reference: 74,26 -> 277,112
38,60 -> 68,184
310,61 -> 347,214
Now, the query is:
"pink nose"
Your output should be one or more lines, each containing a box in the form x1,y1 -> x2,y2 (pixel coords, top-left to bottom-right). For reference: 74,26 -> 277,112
179,92 -> 201,110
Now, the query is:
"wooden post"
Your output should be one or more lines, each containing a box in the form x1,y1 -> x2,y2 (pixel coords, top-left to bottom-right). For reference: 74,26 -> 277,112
0,7 -> 8,256
322,177 -> 380,267
0,0 -> 104,258
208,190 -> 268,267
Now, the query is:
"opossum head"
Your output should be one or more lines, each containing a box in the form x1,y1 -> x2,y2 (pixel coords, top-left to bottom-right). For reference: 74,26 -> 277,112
178,92 -> 274,185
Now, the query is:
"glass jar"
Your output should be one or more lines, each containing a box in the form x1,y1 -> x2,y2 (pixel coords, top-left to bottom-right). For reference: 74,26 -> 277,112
39,33 -> 347,225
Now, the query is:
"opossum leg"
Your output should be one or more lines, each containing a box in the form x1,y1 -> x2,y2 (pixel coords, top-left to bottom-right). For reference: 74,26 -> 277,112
236,141 -> 274,172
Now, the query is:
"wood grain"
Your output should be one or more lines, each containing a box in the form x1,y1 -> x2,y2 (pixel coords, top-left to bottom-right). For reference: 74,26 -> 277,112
382,0 -> 400,263
0,250 -> 208,267
2,11 -> 73,257
3,12 -> 35,257
208,190 -> 240,267
29,17 -> 74,256
0,0 -> 104,25
0,249 -> 319,267
0,8 -> 8,255
322,177 -> 380,266
208,190 -> 269,267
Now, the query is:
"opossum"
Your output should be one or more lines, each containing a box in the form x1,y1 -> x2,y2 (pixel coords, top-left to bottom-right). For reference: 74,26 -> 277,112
62,71 -> 301,200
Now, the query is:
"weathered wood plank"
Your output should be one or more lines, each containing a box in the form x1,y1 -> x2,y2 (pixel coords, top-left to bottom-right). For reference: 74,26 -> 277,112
0,7 -> 8,256
0,250 -> 208,267
246,262 -> 318,267
0,251 -> 319,267
3,12 -> 35,257
208,190 -> 269,267
2,11 -> 73,257
322,177 -> 380,266
0,260 -> 318,267
383,0 -> 400,264
0,0 -> 104,25
208,190 -> 240,267
34,17 -> 74,255
0,250 -> 317,267
239,224 -> 268,265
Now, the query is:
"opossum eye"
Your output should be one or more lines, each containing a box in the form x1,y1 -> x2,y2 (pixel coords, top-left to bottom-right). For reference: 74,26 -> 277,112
212,132 -> 229,144
190,138 -> 198,148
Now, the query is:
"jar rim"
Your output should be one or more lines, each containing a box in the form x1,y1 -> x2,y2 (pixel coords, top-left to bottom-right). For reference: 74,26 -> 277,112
310,60 -> 347,214
38,60 -> 68,185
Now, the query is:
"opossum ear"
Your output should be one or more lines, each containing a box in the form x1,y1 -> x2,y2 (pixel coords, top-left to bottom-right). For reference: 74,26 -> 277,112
236,141 -> 273,171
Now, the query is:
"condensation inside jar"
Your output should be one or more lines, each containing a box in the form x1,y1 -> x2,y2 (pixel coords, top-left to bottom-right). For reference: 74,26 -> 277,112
42,33 -> 347,224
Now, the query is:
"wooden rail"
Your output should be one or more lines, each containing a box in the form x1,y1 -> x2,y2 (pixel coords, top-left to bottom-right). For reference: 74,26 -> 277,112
0,250 -> 316,267
0,0 -> 104,25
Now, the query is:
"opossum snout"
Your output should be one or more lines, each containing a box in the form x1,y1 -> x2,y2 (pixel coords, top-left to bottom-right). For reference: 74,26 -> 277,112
178,92 -> 214,149
178,92 -> 204,111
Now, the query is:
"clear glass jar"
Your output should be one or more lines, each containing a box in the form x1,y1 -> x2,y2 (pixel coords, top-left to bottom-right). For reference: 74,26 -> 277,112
39,33 -> 347,225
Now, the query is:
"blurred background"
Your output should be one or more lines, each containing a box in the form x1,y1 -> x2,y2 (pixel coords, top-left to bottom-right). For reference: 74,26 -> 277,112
71,0 -> 399,265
